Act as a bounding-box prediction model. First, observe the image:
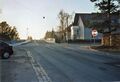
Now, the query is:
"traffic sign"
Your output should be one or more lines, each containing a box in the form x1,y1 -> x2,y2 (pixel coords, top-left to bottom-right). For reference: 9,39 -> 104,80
92,29 -> 98,37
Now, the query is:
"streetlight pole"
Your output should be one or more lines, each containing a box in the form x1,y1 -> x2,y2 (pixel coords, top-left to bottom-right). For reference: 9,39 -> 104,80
26,27 -> 29,39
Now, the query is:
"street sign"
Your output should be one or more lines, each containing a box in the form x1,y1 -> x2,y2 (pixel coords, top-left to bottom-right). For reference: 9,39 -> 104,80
92,29 -> 98,37
91,29 -> 98,44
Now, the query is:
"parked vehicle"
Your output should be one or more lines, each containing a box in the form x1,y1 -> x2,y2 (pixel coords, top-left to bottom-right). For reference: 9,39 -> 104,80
0,41 -> 13,59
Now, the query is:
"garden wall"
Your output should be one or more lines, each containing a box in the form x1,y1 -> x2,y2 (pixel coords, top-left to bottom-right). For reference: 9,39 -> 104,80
102,33 -> 120,46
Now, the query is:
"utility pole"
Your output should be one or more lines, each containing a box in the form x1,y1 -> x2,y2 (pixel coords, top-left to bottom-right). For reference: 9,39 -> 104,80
26,28 -> 29,39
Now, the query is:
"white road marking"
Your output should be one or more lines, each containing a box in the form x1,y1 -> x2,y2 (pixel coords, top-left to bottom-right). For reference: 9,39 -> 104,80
26,50 -> 52,82
34,41 -> 39,46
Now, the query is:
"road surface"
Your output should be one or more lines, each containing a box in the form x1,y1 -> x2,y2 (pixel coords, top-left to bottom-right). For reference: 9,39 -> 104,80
1,40 -> 120,82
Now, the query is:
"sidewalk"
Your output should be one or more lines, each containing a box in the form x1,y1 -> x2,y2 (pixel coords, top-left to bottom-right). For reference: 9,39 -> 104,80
0,47 -> 38,82
90,46 -> 120,52
62,43 -> 120,59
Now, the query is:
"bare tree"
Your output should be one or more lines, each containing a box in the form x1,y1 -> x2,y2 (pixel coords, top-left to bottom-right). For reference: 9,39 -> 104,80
58,10 -> 72,41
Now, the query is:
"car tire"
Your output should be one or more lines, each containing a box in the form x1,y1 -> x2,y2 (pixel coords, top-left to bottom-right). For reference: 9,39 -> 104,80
2,52 -> 10,59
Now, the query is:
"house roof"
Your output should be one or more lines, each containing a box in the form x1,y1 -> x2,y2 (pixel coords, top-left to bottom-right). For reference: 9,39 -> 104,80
73,13 -> 92,26
73,13 -> 120,26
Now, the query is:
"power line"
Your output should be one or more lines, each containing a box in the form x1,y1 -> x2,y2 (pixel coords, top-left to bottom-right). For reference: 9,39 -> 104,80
13,0 -> 46,21
13,0 -> 45,18
14,0 -> 35,14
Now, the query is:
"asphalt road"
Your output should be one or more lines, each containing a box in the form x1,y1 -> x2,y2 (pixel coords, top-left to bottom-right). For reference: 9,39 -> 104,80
20,40 -> 120,82
1,45 -> 38,82
1,40 -> 120,82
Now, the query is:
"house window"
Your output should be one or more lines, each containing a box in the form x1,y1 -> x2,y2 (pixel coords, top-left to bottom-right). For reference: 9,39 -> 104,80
77,30 -> 79,35
118,19 -> 120,24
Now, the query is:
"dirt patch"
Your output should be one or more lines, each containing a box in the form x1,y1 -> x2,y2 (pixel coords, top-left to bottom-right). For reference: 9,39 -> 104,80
104,61 -> 120,68
91,46 -> 120,52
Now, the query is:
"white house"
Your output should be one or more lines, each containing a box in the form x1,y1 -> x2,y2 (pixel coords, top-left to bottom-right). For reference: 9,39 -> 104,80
71,13 -> 102,40
70,12 -> 120,40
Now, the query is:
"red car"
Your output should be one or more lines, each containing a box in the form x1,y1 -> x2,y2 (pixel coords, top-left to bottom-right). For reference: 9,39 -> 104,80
0,41 -> 13,59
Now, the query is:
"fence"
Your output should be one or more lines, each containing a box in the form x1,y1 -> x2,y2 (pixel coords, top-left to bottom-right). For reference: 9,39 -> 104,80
102,33 -> 120,46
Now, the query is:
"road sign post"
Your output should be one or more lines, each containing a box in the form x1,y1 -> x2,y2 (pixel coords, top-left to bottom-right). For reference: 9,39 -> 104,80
93,36 -> 95,44
92,29 -> 98,44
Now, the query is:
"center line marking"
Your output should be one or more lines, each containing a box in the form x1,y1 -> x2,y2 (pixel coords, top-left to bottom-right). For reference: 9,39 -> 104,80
26,50 -> 52,82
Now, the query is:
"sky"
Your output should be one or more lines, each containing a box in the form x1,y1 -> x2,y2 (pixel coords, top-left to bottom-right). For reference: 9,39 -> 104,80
0,0 -> 95,39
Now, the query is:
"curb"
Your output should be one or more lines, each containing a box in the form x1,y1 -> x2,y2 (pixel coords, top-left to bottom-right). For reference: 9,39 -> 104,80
10,40 -> 31,46
87,46 -> 120,59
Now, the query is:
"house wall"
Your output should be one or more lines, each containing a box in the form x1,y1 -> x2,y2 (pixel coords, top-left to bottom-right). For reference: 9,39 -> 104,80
84,28 -> 91,40
79,16 -> 102,40
71,26 -> 102,40
78,16 -> 84,39
71,16 -> 85,40
84,28 -> 102,40
71,26 -> 81,40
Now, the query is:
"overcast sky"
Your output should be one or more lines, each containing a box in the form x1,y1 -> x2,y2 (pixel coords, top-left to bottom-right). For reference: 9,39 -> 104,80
0,0 -> 95,39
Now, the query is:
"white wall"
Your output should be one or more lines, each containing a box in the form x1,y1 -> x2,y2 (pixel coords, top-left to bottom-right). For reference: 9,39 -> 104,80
71,16 -> 102,40
71,26 -> 80,40
78,16 -> 84,39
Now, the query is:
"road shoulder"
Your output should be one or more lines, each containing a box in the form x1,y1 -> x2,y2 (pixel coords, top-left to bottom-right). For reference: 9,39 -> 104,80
0,47 -> 38,82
